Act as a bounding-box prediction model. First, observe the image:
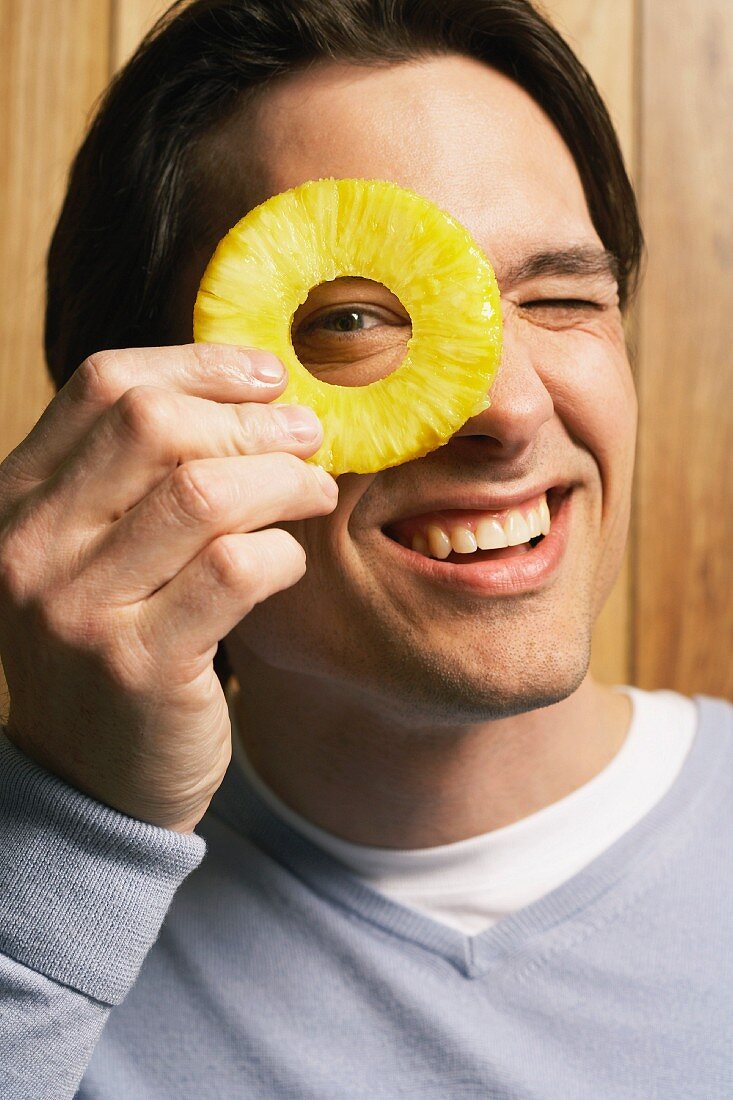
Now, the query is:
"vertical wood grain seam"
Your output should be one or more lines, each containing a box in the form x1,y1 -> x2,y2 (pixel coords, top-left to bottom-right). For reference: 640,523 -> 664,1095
629,0 -> 644,686
108,0 -> 119,77
626,0 -> 642,686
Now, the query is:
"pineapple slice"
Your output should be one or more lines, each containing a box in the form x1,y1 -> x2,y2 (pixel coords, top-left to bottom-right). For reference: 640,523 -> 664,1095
194,177 -> 502,476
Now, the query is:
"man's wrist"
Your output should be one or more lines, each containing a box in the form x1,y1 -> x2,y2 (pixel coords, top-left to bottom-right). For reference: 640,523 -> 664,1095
0,730 -> 206,1005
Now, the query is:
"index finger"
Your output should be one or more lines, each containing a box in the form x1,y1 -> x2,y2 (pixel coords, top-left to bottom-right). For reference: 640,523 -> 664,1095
0,343 -> 286,497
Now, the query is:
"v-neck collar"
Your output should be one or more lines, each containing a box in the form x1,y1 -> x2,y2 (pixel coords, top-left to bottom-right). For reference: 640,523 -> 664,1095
207,695 -> 729,979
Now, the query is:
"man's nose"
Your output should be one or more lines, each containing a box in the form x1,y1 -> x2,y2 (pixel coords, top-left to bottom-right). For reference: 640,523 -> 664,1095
455,322 -> 554,458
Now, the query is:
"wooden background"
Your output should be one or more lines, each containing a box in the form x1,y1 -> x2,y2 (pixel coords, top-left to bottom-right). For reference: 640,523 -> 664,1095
0,0 -> 731,708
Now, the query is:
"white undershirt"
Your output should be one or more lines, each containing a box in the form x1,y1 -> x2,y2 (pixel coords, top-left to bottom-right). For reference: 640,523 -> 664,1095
228,686 -> 697,935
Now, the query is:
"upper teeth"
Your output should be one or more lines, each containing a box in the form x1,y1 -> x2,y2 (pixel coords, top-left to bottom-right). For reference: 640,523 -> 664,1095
401,494 -> 551,560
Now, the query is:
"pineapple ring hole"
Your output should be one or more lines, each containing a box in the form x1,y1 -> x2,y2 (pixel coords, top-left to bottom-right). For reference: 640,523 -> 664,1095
289,276 -> 413,388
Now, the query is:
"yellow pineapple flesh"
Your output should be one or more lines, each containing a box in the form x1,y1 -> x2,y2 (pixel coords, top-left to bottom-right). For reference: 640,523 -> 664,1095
194,178 -> 503,476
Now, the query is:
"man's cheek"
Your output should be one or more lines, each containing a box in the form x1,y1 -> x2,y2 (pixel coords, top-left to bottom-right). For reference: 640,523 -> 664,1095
582,356 -> 637,488
552,336 -> 635,460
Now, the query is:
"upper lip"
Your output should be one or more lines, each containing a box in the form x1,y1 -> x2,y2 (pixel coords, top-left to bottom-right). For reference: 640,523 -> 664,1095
380,480 -> 571,529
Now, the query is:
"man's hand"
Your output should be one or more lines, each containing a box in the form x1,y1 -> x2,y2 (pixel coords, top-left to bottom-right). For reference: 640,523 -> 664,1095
0,344 -> 337,832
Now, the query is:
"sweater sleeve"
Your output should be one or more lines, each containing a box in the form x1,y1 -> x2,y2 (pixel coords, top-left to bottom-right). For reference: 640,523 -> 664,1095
0,730 -> 206,1100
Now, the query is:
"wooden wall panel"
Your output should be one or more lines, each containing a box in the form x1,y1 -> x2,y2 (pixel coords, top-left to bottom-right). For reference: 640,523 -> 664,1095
543,0 -> 637,687
111,0 -> 171,69
636,0 -> 733,695
543,0 -> 636,160
0,0 -> 111,454
0,0 -> 111,718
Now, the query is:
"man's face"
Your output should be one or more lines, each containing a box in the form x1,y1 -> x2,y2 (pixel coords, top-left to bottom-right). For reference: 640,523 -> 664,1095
218,55 -> 637,725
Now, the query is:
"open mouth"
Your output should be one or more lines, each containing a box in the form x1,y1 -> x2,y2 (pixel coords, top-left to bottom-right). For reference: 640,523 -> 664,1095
381,487 -> 565,564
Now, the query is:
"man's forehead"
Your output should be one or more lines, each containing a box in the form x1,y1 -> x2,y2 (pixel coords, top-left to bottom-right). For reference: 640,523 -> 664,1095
198,54 -> 603,282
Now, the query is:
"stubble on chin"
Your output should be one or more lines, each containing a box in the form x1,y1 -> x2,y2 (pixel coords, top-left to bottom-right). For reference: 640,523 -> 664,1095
353,608 -> 593,732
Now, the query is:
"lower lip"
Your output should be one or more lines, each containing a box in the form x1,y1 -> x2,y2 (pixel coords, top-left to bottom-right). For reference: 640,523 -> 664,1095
379,489 -> 573,596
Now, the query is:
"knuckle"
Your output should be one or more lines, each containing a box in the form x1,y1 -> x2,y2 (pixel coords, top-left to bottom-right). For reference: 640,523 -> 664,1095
74,351 -> 126,407
167,462 -> 225,526
113,385 -> 174,444
191,342 -> 224,376
205,536 -> 255,590
233,403 -> 274,450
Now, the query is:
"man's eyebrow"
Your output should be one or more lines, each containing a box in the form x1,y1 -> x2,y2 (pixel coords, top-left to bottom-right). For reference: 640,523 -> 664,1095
500,246 -> 620,287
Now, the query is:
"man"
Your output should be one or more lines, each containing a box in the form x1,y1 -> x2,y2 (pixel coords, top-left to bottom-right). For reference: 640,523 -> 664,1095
0,1 -> 730,1097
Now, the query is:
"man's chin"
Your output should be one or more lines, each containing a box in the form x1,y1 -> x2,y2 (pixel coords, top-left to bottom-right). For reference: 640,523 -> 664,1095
364,633 -> 592,729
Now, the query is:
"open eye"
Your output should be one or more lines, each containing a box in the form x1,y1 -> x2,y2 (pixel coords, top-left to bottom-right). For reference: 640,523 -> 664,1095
291,302 -> 412,386
297,305 -> 407,334
301,307 -> 385,334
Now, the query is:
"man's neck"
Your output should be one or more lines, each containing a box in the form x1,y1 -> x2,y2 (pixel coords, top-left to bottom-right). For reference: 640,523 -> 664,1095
230,663 -> 632,849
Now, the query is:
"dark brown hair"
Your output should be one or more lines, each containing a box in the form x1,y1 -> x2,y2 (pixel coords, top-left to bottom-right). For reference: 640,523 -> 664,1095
44,0 -> 643,689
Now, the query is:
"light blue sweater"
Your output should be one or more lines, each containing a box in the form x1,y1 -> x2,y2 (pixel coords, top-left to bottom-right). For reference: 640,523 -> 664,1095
1,694 -> 732,1099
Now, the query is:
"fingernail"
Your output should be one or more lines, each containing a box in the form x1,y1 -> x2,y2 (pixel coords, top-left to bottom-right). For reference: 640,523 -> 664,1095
247,351 -> 285,384
274,404 -> 322,442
